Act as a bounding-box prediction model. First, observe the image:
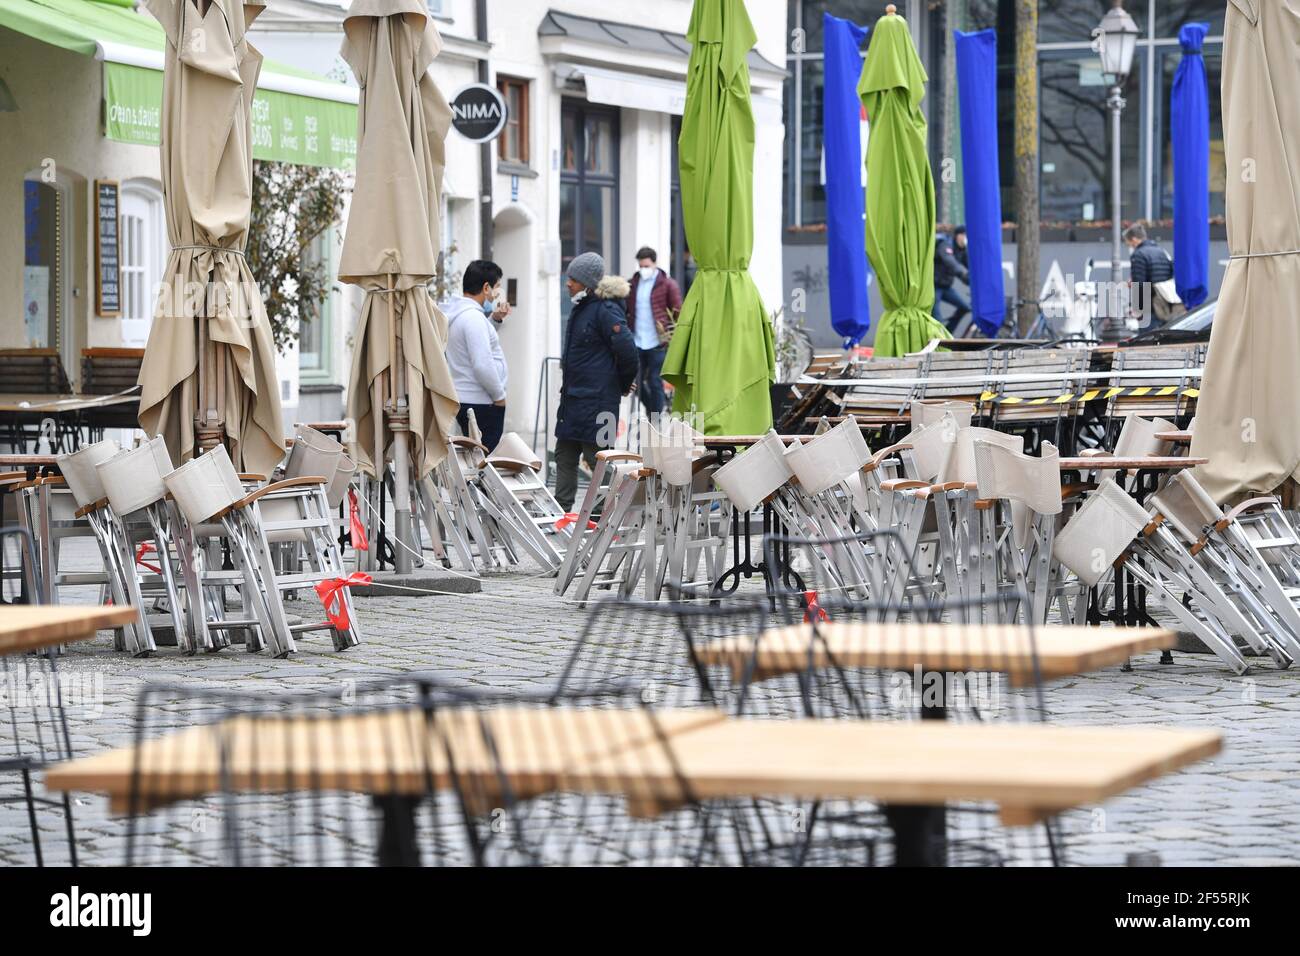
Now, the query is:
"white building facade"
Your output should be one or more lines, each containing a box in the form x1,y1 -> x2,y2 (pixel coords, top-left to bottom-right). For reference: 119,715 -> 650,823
254,0 -> 787,445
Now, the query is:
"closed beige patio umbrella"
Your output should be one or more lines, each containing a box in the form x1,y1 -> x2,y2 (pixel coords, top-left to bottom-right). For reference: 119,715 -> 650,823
1192,0 -> 1300,502
340,0 -> 459,572
138,0 -> 285,478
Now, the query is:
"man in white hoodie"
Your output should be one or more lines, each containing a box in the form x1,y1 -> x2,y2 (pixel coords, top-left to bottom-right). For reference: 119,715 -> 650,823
445,260 -> 511,451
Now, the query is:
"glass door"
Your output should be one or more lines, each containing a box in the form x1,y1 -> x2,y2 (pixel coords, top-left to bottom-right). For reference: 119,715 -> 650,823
559,101 -> 619,334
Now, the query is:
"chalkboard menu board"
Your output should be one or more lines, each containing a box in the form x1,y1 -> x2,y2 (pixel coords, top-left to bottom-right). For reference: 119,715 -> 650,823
95,180 -> 121,317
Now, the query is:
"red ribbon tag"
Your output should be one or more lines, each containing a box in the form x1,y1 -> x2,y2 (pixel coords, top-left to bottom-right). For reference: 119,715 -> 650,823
314,572 -> 372,630
348,489 -> 369,552
554,512 -> 598,533
135,541 -> 162,574
803,590 -> 830,623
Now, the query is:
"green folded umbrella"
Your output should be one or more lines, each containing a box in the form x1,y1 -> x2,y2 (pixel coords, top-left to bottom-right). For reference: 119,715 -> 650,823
662,0 -> 775,436
859,9 -> 951,357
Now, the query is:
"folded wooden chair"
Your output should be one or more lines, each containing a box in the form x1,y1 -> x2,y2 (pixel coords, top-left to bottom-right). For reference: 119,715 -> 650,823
93,438 -> 193,655
1052,479 -> 1275,674
639,419 -> 729,601
474,433 -> 567,573
971,439 -> 1065,625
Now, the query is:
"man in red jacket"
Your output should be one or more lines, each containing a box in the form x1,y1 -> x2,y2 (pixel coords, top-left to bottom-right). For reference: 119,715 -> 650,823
625,246 -> 683,417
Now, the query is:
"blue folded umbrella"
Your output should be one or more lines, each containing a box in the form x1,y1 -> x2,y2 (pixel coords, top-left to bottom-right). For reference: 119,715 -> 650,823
954,28 -> 1006,338
1172,22 -> 1211,309
822,12 -> 872,347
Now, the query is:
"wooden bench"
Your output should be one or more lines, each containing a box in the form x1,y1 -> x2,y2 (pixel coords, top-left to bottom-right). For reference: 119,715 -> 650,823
0,348 -> 71,395
1102,344 -> 1202,448
80,348 -> 144,396
987,349 -> 1093,452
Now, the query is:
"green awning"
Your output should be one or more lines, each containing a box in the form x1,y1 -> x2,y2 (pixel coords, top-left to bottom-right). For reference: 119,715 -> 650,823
0,0 -> 358,169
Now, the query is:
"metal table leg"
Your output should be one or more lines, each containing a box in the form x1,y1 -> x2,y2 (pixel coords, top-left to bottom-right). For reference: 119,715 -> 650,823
883,682 -> 948,866
373,795 -> 422,867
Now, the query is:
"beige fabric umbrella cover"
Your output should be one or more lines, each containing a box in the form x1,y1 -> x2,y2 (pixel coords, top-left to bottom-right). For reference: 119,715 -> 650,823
1192,0 -> 1300,502
138,0 -> 285,478
340,0 -> 459,478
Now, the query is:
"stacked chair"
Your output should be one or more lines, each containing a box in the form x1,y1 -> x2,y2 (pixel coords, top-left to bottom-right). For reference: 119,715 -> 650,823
170,444 -> 363,657
554,449 -> 653,602
418,431 -> 573,575
559,419 -> 732,604
473,433 -> 569,573
418,437 -> 513,573
638,419 -> 730,601
47,431 -> 364,658
58,437 -> 189,656
1053,474 -> 1298,674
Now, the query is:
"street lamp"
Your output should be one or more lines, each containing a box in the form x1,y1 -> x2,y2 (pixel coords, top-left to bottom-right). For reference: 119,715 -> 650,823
1093,0 -> 1139,336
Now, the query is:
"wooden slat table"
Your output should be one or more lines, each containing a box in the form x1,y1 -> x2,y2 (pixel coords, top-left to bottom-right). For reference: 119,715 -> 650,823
46,707 -> 729,814
693,621 -> 1177,686
0,392 -> 139,415
0,605 -> 137,655
589,719 -> 1221,863
46,705 -> 1220,866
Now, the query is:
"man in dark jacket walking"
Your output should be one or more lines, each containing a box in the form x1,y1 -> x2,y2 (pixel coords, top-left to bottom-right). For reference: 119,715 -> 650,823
1124,223 -> 1184,325
933,227 -> 971,333
554,251 -> 638,511
625,246 -> 683,417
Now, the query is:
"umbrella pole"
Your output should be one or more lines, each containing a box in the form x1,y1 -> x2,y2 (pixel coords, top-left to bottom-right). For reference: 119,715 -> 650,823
197,306 -> 221,456
388,274 -> 415,574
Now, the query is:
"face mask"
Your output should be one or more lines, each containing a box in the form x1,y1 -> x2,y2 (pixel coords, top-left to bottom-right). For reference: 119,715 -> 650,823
481,298 -> 496,316
639,267 -> 656,281
570,289 -> 588,306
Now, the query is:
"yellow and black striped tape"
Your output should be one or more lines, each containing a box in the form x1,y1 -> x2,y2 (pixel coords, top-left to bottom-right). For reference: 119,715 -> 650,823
978,385 -> 1201,406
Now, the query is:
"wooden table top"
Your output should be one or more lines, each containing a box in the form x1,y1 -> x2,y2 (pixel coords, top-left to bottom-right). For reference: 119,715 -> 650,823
0,605 -> 138,654
0,392 -> 139,414
0,455 -> 59,468
1155,431 -> 1193,444
599,719 -> 1220,826
693,622 -> 1177,686
45,707 -> 727,814
701,435 -> 816,447
45,705 -> 1219,826
1057,456 -> 1205,471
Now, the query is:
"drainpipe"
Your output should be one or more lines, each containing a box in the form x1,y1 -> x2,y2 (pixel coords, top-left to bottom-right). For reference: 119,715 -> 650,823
477,0 -> 494,260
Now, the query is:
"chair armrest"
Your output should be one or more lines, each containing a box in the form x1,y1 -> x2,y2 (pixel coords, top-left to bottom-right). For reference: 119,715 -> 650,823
75,498 -> 110,518
1215,496 -> 1281,532
880,478 -> 929,493
221,476 -> 328,516
482,457 -> 537,473
863,442 -> 913,474
1060,482 -> 1096,500
450,437 -> 490,454
596,450 -> 641,463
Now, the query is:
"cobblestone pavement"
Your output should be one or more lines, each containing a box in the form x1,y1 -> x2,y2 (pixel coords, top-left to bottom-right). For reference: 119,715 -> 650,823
3,543 -> 1299,867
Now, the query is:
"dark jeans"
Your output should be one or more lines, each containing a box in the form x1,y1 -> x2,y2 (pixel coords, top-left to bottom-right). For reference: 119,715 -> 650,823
457,403 -> 505,451
637,346 -> 668,416
554,439 -> 601,512
933,285 -> 970,332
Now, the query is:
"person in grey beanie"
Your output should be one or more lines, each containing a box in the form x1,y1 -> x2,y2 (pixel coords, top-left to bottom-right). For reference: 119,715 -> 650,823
553,251 -> 638,511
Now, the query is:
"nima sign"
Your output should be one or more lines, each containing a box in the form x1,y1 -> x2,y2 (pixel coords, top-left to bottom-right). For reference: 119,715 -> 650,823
450,83 -> 507,143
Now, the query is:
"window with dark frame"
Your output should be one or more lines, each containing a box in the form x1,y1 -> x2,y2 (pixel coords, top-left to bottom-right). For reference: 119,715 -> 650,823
497,76 -> 530,166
